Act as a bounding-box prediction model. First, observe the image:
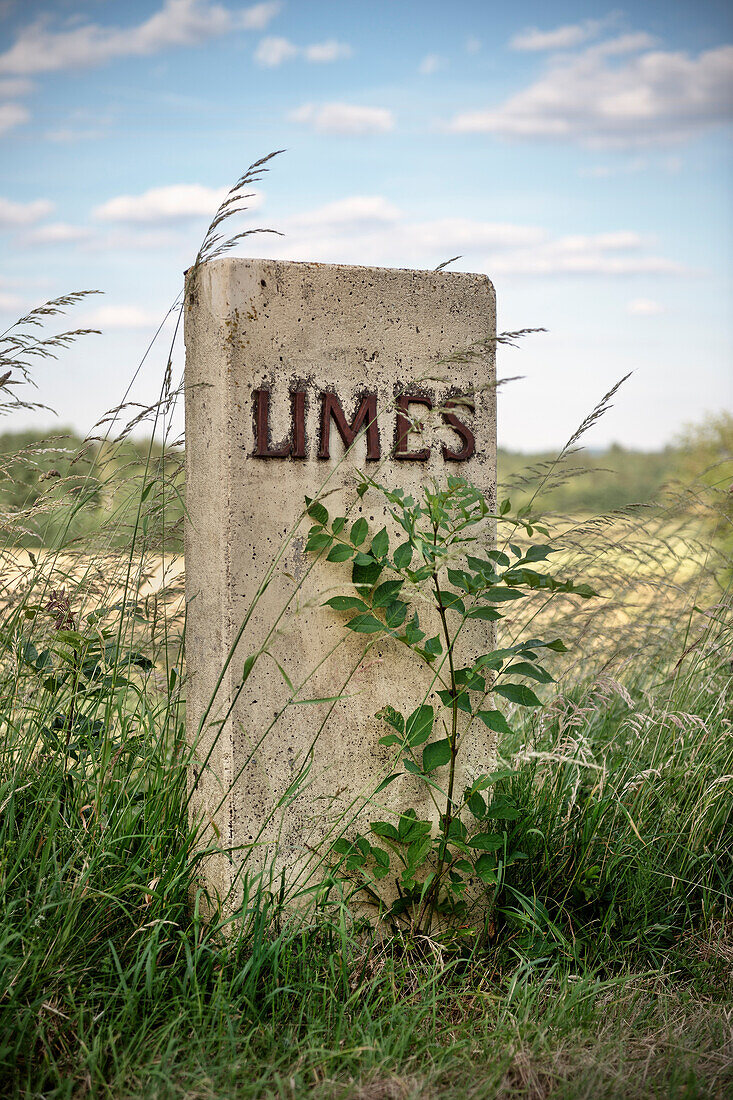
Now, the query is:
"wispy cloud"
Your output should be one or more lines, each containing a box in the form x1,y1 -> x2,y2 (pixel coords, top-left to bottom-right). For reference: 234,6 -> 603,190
289,103 -> 394,135
93,183 -> 260,224
23,222 -> 93,245
419,54 -> 445,75
448,37 -> 733,147
510,16 -> 617,52
80,304 -> 168,329
239,194 -> 690,277
0,0 -> 281,76
0,76 -> 33,96
0,290 -> 23,312
0,101 -> 28,135
0,195 -> 53,227
254,36 -> 351,67
627,297 -> 664,315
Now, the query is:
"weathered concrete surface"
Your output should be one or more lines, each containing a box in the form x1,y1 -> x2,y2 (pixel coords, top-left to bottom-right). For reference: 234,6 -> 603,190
184,257 -> 497,910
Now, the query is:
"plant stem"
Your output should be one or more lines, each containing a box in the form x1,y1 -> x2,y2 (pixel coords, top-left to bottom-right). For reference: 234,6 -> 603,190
418,521 -> 460,931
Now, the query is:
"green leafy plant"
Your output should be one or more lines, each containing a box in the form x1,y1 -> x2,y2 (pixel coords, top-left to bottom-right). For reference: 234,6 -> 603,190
305,474 -> 596,934
13,585 -> 156,801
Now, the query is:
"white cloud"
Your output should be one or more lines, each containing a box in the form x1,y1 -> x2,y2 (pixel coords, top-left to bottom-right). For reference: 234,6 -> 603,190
0,0 -> 281,75
289,102 -> 394,135
448,39 -> 733,147
255,36 -> 351,66
304,39 -> 352,63
0,195 -> 53,227
510,17 -> 611,52
46,127 -> 105,143
241,3 -> 283,30
0,100 -> 28,134
81,305 -> 166,329
0,290 -> 23,312
24,222 -> 93,245
627,297 -> 664,315
0,76 -> 32,95
240,194 -> 689,277
419,53 -> 445,76
286,195 -> 402,229
254,35 -> 297,66
579,154 -> 683,178
93,183 -> 261,224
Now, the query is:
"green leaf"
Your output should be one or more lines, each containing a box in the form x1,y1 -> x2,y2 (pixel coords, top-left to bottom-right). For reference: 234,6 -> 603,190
485,801 -> 521,821
241,654 -> 257,683
486,549 -> 511,567
373,580 -> 404,607
378,733 -> 402,746
406,836 -> 432,869
500,498 -> 511,515
437,689 -> 472,713
371,527 -> 389,559
493,683 -> 542,707
405,704 -> 434,747
307,501 -> 329,526
571,582 -> 597,599
475,854 -> 498,884
469,833 -> 504,851
393,541 -> 413,568
422,737 -> 452,772
385,600 -> 408,628
376,705 -> 404,734
326,544 -> 354,562
506,660 -> 554,684
403,613 -> 425,645
332,517 -> 346,534
481,588 -> 525,603
373,772 -> 400,794
521,544 -> 554,563
350,517 -> 368,546
476,709 -> 512,735
468,791 -> 486,817
305,532 -> 331,553
325,596 -> 369,612
370,845 -> 390,876
398,810 -> 432,843
371,821 -> 400,842
467,556 -> 499,577
544,638 -> 568,653
466,606 -> 502,621
447,568 -> 473,592
423,635 -> 442,657
346,614 -> 385,635
332,838 -> 354,855
352,556 -> 383,587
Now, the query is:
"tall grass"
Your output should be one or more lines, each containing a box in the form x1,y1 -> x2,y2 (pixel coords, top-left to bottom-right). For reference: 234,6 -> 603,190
0,159 -> 730,1097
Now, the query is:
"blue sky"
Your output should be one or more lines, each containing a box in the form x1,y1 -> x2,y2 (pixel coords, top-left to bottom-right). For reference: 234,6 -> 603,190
0,0 -> 731,450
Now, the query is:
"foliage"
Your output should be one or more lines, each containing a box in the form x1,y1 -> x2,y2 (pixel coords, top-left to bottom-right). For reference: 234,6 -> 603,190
304,475 -> 596,932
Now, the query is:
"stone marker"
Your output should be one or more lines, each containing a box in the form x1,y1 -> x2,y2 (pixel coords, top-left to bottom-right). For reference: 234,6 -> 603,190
184,257 -> 497,911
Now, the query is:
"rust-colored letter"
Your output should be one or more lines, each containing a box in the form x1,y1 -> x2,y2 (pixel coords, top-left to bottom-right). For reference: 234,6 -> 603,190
291,389 -> 306,458
441,398 -> 475,461
394,394 -> 432,461
252,389 -> 292,458
318,392 -> 380,460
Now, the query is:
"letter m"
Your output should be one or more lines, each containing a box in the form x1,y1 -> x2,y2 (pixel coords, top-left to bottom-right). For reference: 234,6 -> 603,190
318,392 -> 380,461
